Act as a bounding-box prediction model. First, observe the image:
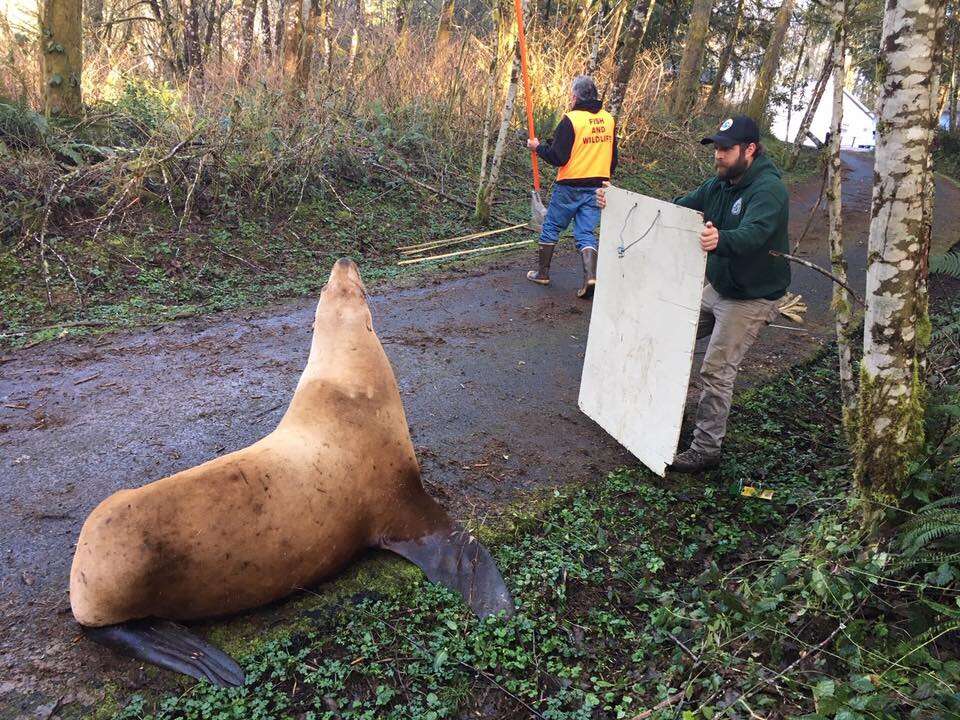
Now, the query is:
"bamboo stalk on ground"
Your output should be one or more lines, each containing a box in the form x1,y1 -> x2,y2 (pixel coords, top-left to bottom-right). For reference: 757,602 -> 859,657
397,239 -> 532,265
399,223 -> 528,254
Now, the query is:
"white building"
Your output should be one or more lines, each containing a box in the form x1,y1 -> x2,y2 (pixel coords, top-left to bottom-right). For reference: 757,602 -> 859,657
769,75 -> 876,151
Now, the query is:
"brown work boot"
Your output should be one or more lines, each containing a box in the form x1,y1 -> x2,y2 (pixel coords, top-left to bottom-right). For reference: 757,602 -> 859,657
526,243 -> 554,285
576,247 -> 598,299
668,447 -> 721,473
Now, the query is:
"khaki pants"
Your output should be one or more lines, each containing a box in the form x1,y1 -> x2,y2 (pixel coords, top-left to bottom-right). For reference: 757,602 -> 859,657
691,284 -> 779,455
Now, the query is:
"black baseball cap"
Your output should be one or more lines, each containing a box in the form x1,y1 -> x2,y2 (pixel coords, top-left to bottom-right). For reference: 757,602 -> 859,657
700,115 -> 760,147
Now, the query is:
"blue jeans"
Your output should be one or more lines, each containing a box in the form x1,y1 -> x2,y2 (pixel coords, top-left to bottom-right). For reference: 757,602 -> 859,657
539,184 -> 600,251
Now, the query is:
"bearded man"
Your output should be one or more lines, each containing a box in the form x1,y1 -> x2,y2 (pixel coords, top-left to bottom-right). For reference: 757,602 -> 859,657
598,115 -> 790,473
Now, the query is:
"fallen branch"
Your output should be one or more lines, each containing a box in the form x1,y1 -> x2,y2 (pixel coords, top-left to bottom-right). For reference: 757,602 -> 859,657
399,223 -> 528,255
792,160 -> 829,253
770,251 -> 864,306
367,160 -> 515,225
628,690 -> 685,720
397,239 -> 532,265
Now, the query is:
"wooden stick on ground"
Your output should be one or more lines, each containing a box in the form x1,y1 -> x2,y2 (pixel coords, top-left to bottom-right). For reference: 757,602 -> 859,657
367,160 -> 515,226
400,223 -> 529,255
770,250 -> 864,305
398,239 -> 532,265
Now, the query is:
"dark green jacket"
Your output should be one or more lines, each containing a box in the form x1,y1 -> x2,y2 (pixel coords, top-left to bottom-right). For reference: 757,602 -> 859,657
674,154 -> 790,301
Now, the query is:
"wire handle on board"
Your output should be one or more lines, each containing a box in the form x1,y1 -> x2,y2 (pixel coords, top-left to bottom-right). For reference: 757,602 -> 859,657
617,207 -> 661,258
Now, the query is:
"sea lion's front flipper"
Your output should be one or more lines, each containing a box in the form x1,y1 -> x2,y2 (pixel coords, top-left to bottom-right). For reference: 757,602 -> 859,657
82,619 -> 245,687
381,526 -> 514,619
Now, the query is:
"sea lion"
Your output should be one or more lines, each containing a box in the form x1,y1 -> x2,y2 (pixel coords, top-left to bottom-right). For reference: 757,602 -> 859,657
69,258 -> 514,687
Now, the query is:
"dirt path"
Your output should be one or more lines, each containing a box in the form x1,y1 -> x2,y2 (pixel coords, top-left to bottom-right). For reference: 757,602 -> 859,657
2,152 -> 958,718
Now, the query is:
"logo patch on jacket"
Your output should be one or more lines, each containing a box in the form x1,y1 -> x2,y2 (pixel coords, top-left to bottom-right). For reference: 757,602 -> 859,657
731,198 -> 742,216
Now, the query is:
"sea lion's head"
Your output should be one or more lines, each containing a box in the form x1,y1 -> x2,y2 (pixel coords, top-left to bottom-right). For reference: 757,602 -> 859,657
317,258 -> 371,328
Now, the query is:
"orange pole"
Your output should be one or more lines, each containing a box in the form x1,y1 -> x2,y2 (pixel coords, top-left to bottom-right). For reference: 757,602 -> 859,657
513,0 -> 540,191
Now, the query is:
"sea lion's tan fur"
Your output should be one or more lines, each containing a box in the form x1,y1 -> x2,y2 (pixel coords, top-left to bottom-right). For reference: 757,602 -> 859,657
70,260 -> 448,626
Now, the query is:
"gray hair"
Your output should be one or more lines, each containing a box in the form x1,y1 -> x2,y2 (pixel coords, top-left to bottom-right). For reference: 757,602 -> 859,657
571,75 -> 598,101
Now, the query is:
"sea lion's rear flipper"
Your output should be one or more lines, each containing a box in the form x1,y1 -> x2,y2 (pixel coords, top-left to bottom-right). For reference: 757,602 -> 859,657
381,527 -> 514,619
82,619 -> 245,687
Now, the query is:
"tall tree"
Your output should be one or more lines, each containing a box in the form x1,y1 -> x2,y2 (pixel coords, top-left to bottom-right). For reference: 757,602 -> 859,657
261,0 -> 272,58
826,0 -> 855,433
238,0 -> 258,77
40,0 -> 83,116
856,0 -> 945,522
745,0 -> 796,121
706,0 -> 745,106
786,37 -> 835,169
475,0 -> 522,223
783,18 -> 811,134
670,0 -> 713,116
608,0 -> 655,120
948,2 -> 958,132
437,0 -> 456,44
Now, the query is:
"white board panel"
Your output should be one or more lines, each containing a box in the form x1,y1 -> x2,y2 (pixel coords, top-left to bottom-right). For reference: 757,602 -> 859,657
578,187 -> 706,476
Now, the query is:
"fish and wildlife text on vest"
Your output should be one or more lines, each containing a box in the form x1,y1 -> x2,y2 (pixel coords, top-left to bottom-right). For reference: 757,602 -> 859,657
558,110 -> 615,182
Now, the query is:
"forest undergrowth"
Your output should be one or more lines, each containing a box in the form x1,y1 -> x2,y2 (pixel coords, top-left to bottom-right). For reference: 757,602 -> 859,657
0,25 -> 817,349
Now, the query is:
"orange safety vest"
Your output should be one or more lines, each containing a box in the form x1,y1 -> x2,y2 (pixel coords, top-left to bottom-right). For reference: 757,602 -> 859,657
557,109 -> 615,182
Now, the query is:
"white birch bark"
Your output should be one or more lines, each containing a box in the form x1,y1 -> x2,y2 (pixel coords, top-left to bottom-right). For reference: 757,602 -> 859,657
475,52 -> 520,223
827,0 -> 855,432
856,0 -> 945,514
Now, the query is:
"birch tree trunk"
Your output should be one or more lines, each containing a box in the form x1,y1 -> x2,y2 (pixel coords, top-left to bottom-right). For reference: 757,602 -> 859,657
948,9 -> 958,132
856,0 -> 945,522
786,38 -> 835,169
475,0 -> 523,223
745,0 -> 795,122
826,0 -> 855,435
40,0 -> 83,117
706,0 -> 744,106
608,0 -> 654,120
670,0 -> 713,117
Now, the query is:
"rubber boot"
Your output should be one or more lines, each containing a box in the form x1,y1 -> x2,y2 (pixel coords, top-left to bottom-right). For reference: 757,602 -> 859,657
577,247 -> 598,299
526,244 -> 555,285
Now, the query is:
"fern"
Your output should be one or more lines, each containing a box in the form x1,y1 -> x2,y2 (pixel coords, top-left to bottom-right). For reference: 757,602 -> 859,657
893,618 -> 960,660
900,497 -> 960,557
930,252 -> 960,277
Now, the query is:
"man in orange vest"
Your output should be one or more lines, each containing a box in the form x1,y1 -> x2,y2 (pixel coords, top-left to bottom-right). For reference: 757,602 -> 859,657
525,75 -> 617,299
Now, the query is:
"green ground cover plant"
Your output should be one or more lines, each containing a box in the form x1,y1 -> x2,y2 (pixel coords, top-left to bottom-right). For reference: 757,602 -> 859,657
94,297 -> 960,720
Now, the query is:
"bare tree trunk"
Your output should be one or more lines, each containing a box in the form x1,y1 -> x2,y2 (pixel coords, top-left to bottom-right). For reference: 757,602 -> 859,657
783,18 -> 810,133
706,0 -> 744,106
608,0 -> 654,121
826,0 -> 855,434
586,0 -> 607,74
856,0 -> 945,524
261,0 -> 272,58
184,0 -> 202,71
949,8 -> 958,132
85,0 -> 104,52
437,0 -> 456,45
347,0 -> 363,74
745,0 -> 795,122
40,0 -> 83,117
283,0 -> 304,86
786,37 -> 835,169
238,0 -> 257,77
475,0 -> 523,223
670,0 -> 713,117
